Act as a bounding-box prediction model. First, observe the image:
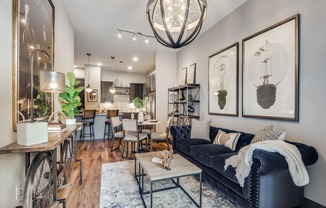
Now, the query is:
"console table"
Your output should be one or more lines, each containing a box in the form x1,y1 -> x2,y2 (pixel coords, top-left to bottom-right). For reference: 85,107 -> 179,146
0,123 -> 83,206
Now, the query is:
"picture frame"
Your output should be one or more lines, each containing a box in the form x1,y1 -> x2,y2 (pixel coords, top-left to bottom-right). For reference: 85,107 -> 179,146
208,43 -> 239,116
179,67 -> 187,85
88,89 -> 98,102
12,0 -> 55,130
187,63 -> 196,84
242,14 -> 299,121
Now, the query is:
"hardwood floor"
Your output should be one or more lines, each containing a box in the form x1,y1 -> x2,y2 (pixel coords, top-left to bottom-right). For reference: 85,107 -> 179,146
62,139 -> 170,208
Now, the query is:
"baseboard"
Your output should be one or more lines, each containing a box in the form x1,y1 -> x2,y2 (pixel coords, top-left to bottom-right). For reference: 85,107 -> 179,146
300,198 -> 326,208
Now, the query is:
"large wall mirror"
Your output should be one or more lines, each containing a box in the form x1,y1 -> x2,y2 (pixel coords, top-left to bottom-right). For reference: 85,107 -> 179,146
12,0 -> 55,130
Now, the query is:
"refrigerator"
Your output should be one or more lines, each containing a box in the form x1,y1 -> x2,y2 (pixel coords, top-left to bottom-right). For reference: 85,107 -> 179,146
147,91 -> 156,120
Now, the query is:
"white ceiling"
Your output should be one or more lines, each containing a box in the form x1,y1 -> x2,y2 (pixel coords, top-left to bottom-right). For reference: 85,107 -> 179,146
63,0 -> 247,74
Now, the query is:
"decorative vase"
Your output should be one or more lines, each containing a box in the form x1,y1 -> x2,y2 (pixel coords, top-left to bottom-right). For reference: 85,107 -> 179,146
138,111 -> 144,122
66,118 -> 76,125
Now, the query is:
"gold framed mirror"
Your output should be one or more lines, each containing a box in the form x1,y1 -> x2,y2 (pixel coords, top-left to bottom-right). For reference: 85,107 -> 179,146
12,0 -> 55,130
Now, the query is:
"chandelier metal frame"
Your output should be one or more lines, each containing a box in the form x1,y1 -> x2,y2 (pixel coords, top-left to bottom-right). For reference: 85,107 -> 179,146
146,0 -> 207,49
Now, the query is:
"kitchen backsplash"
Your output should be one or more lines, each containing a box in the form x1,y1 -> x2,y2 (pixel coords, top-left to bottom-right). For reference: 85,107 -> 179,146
101,94 -> 135,112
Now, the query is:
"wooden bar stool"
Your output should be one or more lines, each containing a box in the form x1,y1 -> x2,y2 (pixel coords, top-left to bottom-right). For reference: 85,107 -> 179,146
103,109 -> 119,140
80,110 -> 96,141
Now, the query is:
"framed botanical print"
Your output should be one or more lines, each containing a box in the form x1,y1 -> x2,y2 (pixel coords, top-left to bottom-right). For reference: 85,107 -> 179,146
187,63 -> 196,84
179,67 -> 187,85
242,14 -> 299,121
208,43 -> 239,116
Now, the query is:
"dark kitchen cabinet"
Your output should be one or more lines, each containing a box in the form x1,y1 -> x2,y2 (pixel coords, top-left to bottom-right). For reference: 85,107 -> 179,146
130,83 -> 144,101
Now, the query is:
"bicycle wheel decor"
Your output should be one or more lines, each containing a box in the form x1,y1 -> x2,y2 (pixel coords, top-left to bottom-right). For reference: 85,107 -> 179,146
23,152 -> 54,208
57,139 -> 73,189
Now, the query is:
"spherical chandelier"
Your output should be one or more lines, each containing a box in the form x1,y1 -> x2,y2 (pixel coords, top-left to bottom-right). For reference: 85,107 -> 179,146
146,0 -> 207,49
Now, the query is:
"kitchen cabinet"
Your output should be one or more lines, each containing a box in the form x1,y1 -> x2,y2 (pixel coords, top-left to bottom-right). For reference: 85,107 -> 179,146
101,81 -> 130,103
130,83 -> 144,101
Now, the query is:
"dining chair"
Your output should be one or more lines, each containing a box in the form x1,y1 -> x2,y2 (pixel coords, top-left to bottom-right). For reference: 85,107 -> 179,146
121,119 -> 148,158
110,116 -> 124,152
103,109 -> 119,140
150,117 -> 172,151
80,109 -> 96,141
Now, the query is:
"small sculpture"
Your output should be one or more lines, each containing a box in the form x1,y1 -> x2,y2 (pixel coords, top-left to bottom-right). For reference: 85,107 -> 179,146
157,150 -> 174,170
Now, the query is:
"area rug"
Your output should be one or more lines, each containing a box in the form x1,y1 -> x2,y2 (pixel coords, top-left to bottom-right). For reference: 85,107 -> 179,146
100,160 -> 240,208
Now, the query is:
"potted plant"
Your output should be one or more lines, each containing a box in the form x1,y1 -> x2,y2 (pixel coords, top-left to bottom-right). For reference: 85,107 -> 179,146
133,97 -> 149,122
34,86 -> 52,118
59,72 -> 84,124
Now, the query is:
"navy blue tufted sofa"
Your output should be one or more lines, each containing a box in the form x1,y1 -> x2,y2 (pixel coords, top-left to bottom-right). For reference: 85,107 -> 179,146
170,125 -> 318,208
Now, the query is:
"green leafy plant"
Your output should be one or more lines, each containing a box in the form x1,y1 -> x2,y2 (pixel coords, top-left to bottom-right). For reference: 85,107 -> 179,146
34,86 -> 51,118
59,72 -> 84,119
133,97 -> 149,109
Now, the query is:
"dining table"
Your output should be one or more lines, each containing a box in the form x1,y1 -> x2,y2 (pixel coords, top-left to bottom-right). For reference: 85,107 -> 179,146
137,119 -> 160,152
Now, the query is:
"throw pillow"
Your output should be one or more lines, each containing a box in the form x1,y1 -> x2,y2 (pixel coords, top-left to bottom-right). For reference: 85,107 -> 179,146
190,119 -> 212,141
213,130 -> 241,150
251,125 -> 286,144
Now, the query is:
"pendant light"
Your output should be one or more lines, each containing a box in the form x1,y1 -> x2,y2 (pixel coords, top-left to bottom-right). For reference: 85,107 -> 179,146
146,0 -> 207,49
109,56 -> 116,94
85,53 -> 92,93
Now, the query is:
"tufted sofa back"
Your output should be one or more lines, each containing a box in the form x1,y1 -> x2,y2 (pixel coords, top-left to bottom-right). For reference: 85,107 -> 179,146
170,125 -> 255,152
209,126 -> 255,151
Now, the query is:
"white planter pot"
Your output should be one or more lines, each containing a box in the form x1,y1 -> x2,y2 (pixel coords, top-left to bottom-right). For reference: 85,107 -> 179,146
138,111 -> 144,122
66,118 -> 76,124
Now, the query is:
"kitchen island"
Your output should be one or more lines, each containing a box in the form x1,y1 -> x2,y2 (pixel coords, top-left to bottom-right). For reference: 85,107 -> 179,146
75,111 -> 141,140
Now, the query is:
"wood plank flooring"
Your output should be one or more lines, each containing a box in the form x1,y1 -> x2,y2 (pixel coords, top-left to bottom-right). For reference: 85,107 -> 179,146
63,139 -> 170,208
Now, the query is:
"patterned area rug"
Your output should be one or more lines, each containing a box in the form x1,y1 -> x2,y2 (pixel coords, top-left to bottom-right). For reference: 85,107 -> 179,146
100,160 -> 239,208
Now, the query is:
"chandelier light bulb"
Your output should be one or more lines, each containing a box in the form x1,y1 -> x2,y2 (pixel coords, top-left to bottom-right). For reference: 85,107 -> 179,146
133,34 -> 136,41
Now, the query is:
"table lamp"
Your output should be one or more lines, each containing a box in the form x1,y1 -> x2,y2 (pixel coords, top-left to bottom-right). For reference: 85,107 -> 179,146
17,49 -> 65,146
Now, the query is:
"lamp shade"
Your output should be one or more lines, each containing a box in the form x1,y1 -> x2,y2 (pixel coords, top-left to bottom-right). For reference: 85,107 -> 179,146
85,84 -> 93,93
39,71 -> 65,92
110,85 -> 116,94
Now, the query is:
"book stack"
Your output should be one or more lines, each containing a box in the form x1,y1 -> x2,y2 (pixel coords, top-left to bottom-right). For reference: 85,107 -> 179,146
151,157 -> 163,164
48,123 -> 66,132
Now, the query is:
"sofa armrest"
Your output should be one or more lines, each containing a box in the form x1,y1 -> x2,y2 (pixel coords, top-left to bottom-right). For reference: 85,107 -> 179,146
286,141 -> 318,166
252,141 -> 318,175
170,125 -> 191,148
252,150 -> 288,175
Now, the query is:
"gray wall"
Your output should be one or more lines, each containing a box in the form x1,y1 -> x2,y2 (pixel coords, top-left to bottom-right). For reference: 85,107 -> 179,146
177,0 -> 326,205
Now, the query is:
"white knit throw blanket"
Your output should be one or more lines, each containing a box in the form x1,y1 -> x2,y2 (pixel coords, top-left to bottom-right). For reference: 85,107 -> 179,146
224,140 -> 309,187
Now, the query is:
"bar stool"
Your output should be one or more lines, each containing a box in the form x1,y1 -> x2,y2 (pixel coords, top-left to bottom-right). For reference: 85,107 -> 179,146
103,109 -> 119,140
80,109 -> 96,141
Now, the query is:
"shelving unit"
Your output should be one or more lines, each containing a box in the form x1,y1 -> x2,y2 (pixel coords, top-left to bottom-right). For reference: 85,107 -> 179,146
168,84 -> 200,125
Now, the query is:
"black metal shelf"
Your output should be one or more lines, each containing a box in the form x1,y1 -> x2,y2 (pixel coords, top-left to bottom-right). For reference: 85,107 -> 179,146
168,84 -> 200,125
168,84 -> 200,91
175,100 -> 200,104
